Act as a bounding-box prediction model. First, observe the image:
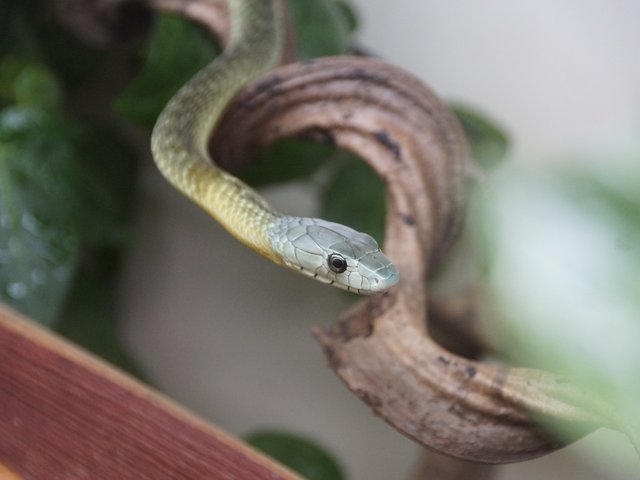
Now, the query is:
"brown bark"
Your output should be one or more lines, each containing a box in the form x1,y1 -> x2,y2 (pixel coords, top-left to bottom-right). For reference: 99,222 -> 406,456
212,56 -> 606,463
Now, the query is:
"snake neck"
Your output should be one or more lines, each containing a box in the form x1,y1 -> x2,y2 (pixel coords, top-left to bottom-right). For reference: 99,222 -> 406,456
150,0 -> 284,263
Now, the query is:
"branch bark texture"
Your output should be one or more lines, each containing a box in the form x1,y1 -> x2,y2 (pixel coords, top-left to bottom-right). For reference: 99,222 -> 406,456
211,56 -> 605,463
60,0 -> 616,468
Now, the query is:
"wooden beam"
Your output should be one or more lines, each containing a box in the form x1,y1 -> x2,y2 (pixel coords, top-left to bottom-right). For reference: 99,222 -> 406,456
0,305 -> 300,480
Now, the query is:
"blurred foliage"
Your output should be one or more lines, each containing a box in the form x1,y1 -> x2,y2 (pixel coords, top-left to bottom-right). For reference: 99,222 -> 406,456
115,0 -> 357,128
56,253 -> 147,378
321,152 -> 387,244
246,430 -> 345,480
1,0 -> 140,372
0,98 -> 81,325
332,1 -> 359,35
240,138 -> 334,187
0,59 -> 62,108
472,150 -> 640,469
451,104 -> 509,170
286,0 -> 354,59
114,14 -> 219,128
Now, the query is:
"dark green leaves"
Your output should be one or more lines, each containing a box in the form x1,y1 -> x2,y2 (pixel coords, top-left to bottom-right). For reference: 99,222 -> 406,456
471,152 -> 640,467
115,14 -> 219,128
246,430 -> 345,480
116,0 -> 358,127
321,153 -> 386,244
240,138 -> 334,187
451,104 -> 509,170
0,58 -> 62,109
332,1 -> 359,35
0,61 -> 82,326
0,57 -> 137,327
0,50 -> 141,377
56,260 -> 146,379
286,0 -> 354,59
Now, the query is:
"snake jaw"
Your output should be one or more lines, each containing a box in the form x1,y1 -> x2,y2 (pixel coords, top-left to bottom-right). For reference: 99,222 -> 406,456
356,255 -> 400,294
267,217 -> 399,294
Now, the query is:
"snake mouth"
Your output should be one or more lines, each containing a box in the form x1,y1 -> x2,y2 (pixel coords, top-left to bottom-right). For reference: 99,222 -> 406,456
296,265 -> 350,291
290,263 -> 359,293
360,261 -> 400,294
292,263 -> 397,295
368,272 -> 400,293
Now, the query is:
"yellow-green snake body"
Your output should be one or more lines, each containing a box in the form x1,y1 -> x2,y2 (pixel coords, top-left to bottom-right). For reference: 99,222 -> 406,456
151,0 -> 398,294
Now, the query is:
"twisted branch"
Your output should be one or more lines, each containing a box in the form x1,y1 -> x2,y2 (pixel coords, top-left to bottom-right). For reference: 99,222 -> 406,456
212,56 -> 605,463
62,0 -> 618,468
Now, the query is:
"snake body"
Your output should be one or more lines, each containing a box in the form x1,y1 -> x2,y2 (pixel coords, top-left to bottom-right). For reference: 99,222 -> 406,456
151,0 -> 398,294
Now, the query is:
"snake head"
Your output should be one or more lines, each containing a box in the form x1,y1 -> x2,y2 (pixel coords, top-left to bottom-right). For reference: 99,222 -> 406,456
268,217 -> 399,294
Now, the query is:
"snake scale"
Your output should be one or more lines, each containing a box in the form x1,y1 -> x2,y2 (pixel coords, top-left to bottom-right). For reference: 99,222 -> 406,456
151,0 -> 398,294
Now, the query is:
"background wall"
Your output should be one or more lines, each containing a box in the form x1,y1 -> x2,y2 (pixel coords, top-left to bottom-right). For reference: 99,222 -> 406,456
119,1 -> 640,479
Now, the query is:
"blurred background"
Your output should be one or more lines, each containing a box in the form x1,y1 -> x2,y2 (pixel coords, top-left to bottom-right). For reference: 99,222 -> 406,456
2,0 -> 639,479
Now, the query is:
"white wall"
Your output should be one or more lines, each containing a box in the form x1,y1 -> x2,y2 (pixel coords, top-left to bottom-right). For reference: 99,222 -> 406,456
119,2 -> 639,479
352,0 -> 640,163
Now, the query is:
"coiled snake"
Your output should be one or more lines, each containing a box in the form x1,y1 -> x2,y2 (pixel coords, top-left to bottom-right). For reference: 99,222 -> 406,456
151,0 -> 399,294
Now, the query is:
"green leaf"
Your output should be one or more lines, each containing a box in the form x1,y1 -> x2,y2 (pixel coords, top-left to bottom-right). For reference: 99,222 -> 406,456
0,105 -> 82,326
471,154 -> 640,469
321,153 -> 386,244
451,104 -> 509,170
332,1 -> 359,35
0,58 -> 137,328
245,430 -> 345,480
74,126 -> 138,247
0,4 -> 143,375
240,138 -> 334,187
287,0 -> 351,58
0,57 -> 62,109
13,63 -> 62,109
474,163 -> 640,379
114,14 -> 219,128
52,125 -> 141,375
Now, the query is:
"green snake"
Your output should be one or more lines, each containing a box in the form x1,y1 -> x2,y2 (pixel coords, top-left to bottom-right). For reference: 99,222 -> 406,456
151,0 -> 399,294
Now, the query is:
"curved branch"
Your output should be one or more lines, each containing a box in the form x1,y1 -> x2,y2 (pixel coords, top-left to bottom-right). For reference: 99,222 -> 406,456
49,0 -> 622,470
212,56 -> 605,463
141,0 -> 614,466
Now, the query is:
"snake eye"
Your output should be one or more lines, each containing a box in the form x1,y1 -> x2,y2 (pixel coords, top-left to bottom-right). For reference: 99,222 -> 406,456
328,253 -> 347,273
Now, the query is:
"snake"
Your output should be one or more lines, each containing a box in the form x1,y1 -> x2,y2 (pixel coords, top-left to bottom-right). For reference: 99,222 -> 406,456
150,0 -> 399,295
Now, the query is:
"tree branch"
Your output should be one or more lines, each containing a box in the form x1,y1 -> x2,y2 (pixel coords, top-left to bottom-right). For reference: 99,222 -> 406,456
212,56 -> 606,463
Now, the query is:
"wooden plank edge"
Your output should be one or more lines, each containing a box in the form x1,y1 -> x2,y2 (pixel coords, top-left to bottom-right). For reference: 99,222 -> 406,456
0,304 -> 302,480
